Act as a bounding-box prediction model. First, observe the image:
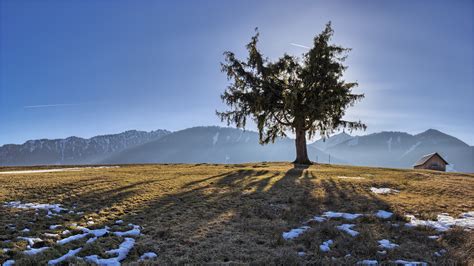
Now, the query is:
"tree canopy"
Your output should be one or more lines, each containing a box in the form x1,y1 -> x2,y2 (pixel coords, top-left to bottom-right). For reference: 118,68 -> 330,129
217,22 -> 366,164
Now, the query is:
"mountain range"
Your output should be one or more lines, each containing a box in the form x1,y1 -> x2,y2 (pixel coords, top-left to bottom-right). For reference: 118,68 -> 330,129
1,127 -> 472,172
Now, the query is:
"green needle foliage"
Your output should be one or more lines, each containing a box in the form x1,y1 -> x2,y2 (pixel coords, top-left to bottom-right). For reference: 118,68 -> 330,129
217,22 -> 366,164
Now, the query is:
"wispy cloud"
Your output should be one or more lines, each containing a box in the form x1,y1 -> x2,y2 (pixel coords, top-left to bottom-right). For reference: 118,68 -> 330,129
290,43 -> 310,49
23,103 -> 82,109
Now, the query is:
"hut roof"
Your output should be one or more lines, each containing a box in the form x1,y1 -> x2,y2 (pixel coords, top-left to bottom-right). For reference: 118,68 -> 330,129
413,152 -> 449,166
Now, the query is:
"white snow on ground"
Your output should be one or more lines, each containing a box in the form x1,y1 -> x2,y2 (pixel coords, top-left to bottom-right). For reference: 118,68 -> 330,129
85,237 -> 135,265
375,210 -> 393,219
337,224 -> 359,236
282,226 -> 310,240
21,228 -> 30,233
2,260 -> 15,266
319,239 -> 333,252
49,225 -> 61,230
139,252 -> 158,260
17,237 -> 43,246
393,259 -> 427,265
23,247 -> 49,255
428,235 -> 439,239
0,168 -> 82,174
115,220 -> 123,224
405,212 -> 474,231
378,239 -> 399,249
57,233 -> 89,245
113,224 -> 140,237
58,226 -> 110,245
86,237 -> 97,244
0,166 -> 120,175
370,187 -> 399,194
62,230 -> 71,235
357,260 -> 378,265
48,247 -> 82,265
323,211 -> 362,220
44,233 -> 60,238
308,216 -> 326,223
5,201 -> 66,213
337,176 -> 365,180
434,249 -> 446,257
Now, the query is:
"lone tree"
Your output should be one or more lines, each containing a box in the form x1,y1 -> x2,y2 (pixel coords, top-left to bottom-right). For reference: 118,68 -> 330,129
217,22 -> 366,165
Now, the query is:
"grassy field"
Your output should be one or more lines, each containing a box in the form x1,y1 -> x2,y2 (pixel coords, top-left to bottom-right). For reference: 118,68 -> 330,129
0,163 -> 473,265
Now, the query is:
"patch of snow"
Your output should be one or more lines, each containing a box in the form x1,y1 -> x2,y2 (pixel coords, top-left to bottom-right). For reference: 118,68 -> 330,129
113,224 -> 140,237
0,168 -> 82,174
57,233 -> 89,245
405,212 -> 474,231
21,228 -> 30,233
434,249 -> 446,257
387,137 -> 392,152
282,226 -> 310,240
0,166 -> 119,175
62,230 -> 71,235
337,224 -> 359,236
375,210 -> 393,219
319,239 -> 333,252
337,176 -> 365,180
2,260 -> 15,266
48,247 -> 82,265
378,239 -> 399,249
115,220 -> 123,224
85,237 -> 135,265
17,237 -> 43,246
401,141 -> 421,157
323,211 -> 362,220
139,252 -> 158,260
297,251 -> 306,256
393,259 -> 427,266
87,221 -> 94,225
49,225 -> 61,230
370,187 -> 399,194
44,233 -> 60,238
24,247 -> 49,256
86,237 -> 98,244
309,216 -> 326,223
357,260 -> 378,265
212,132 -> 219,145
428,235 -> 439,239
4,201 -> 66,213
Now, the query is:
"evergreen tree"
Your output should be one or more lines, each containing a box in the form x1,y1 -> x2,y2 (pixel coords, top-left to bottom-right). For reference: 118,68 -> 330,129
217,22 -> 365,164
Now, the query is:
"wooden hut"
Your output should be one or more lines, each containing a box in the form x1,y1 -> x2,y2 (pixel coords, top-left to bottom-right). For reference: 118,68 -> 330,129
413,152 -> 448,171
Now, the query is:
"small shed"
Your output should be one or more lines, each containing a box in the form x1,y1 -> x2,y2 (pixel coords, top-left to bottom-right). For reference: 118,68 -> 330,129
413,152 -> 449,171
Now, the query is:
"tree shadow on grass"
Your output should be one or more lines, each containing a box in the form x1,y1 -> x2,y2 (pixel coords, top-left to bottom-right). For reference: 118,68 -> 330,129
1,163 -> 459,264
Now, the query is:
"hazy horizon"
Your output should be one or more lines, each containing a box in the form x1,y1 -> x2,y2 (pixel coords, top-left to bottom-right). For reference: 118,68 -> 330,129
1,0 -> 473,145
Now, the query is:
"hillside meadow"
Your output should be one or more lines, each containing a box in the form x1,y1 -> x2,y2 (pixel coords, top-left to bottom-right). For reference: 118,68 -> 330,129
0,163 -> 473,265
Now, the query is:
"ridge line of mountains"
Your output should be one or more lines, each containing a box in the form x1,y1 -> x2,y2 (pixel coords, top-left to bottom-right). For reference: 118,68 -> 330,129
1,127 -> 472,172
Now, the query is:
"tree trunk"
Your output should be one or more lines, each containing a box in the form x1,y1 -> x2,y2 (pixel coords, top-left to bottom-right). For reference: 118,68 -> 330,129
294,127 -> 312,165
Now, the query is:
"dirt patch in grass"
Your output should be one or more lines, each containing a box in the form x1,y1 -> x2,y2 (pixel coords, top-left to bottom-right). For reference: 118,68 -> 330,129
0,163 -> 473,264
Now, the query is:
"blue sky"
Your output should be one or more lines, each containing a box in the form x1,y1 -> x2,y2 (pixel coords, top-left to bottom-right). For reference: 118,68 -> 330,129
1,0 -> 473,145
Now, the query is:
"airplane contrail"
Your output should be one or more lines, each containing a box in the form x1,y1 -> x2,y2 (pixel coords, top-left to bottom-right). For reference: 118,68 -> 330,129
290,43 -> 310,49
23,103 -> 82,109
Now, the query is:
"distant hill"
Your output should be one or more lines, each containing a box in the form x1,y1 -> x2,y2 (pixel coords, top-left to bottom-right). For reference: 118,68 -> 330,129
318,129 -> 474,172
1,127 -> 472,173
101,126 -> 340,164
311,132 -> 353,151
0,130 -> 170,166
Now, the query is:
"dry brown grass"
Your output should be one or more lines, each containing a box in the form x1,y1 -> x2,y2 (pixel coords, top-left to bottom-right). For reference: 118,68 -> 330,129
0,162 -> 473,265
